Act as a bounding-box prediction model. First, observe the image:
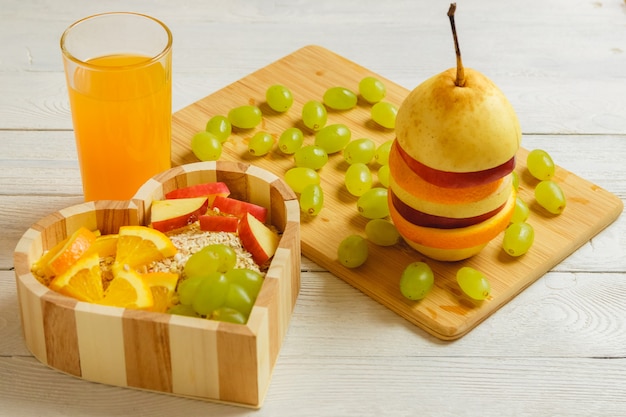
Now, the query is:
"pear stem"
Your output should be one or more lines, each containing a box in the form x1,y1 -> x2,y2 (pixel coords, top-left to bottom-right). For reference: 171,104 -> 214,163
447,3 -> 465,87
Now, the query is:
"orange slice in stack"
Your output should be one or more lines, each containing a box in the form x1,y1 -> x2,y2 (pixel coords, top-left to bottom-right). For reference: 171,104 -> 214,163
142,272 -> 180,313
100,266 -> 154,309
49,252 -> 104,302
83,233 -> 119,258
114,226 -> 177,270
40,227 -> 98,278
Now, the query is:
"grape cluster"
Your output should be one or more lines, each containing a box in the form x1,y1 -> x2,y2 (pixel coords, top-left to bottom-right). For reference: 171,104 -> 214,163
169,244 -> 264,324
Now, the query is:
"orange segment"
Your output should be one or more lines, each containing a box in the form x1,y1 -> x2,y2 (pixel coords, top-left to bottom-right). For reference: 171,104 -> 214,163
143,272 -> 180,313
99,266 -> 154,309
389,188 -> 516,250
45,227 -> 98,277
83,234 -> 118,258
49,252 -> 104,302
114,225 -> 177,269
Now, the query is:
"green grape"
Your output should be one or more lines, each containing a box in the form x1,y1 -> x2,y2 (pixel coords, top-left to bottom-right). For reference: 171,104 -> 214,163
266,84 -> 293,112
377,164 -> 390,187
185,244 -> 237,277
278,127 -> 304,154
284,166 -> 320,193
248,131 -> 274,156
365,218 -> 400,246
344,163 -> 373,197
343,138 -> 376,164
192,272 -> 229,316
294,145 -> 329,170
357,187 -> 389,219
527,149 -> 555,181
337,234 -> 368,268
323,86 -> 358,110
512,171 -> 520,191
300,183 -> 324,216
228,105 -> 262,129
315,123 -> 351,154
358,76 -> 386,103
302,100 -> 327,131
535,180 -> 566,214
373,140 -> 393,165
191,131 -> 222,161
456,267 -> 491,300
371,101 -> 398,129
510,196 -> 530,223
226,268 -> 264,298
177,275 -> 204,305
224,283 -> 254,317
167,303 -> 199,317
211,307 -> 247,324
399,262 -> 434,300
503,222 -> 534,257
205,115 -> 231,143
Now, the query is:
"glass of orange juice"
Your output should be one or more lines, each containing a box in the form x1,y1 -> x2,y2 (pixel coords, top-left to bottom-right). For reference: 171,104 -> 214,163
61,12 -> 173,201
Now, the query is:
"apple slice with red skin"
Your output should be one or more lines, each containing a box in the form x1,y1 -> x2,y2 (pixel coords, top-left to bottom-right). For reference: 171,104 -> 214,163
396,141 -> 515,189
238,212 -> 280,266
165,182 -> 230,205
199,214 -> 239,233
151,197 -> 209,232
212,195 -> 267,223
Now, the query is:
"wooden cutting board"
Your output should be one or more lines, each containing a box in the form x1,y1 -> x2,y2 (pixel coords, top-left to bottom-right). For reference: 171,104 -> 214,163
171,45 -> 623,340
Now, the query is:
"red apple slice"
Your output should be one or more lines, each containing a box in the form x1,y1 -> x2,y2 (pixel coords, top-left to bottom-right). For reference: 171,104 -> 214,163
165,182 -> 230,205
212,195 -> 268,223
238,212 -> 279,266
151,197 -> 209,232
199,214 -> 239,233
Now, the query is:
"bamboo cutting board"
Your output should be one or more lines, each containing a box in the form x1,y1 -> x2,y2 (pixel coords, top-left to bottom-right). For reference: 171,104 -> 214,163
170,45 -> 623,340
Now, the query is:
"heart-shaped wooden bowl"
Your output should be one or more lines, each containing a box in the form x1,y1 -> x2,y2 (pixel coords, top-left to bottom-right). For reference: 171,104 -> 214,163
13,160 -> 301,408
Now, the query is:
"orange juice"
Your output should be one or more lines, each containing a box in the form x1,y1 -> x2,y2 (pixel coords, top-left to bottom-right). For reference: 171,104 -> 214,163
66,53 -> 171,201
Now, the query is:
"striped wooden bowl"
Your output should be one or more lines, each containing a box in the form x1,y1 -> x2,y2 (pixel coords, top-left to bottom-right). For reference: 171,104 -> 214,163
13,161 -> 301,408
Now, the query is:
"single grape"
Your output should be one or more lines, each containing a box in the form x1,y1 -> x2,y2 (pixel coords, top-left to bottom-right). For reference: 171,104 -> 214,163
337,234 -> 368,268
399,262 -> 434,300
228,105 -> 262,129
278,127 -> 304,154
266,84 -> 293,112
343,138 -> 376,164
503,222 -> 534,257
302,100 -> 327,131
323,86 -> 358,110
300,183 -> 324,216
359,76 -> 386,103
224,283 -> 254,317
512,171 -> 520,191
205,115 -> 231,143
248,131 -> 274,156
177,275 -> 203,305
377,164 -> 390,187
456,267 -> 491,300
315,123 -> 351,154
527,149 -> 555,181
191,131 -> 222,161
167,303 -> 198,317
535,180 -> 566,214
185,244 -> 237,277
510,196 -> 530,223
284,166 -> 320,193
226,268 -> 264,297
211,307 -> 247,324
365,218 -> 400,246
344,163 -> 373,197
357,187 -> 389,219
192,272 -> 229,316
373,140 -> 393,165
371,101 -> 398,129
294,145 -> 329,170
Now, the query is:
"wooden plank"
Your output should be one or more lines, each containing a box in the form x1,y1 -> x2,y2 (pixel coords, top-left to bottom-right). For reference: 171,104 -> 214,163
171,45 -> 623,340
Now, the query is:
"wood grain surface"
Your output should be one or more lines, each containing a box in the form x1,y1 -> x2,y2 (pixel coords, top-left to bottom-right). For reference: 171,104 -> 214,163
170,45 -> 623,339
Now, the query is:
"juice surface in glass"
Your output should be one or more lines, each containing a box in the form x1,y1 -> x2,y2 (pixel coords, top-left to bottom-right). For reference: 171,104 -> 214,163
67,53 -> 171,201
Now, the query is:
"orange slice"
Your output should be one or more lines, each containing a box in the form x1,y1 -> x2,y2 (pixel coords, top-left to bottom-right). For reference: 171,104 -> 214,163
45,227 -> 98,277
49,252 -> 104,302
114,226 -> 177,270
83,234 -> 119,258
99,266 -> 154,309
143,272 -> 180,313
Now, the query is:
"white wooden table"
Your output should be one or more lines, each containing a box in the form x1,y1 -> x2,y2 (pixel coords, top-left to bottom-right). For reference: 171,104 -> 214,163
2,1 -> 625,415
